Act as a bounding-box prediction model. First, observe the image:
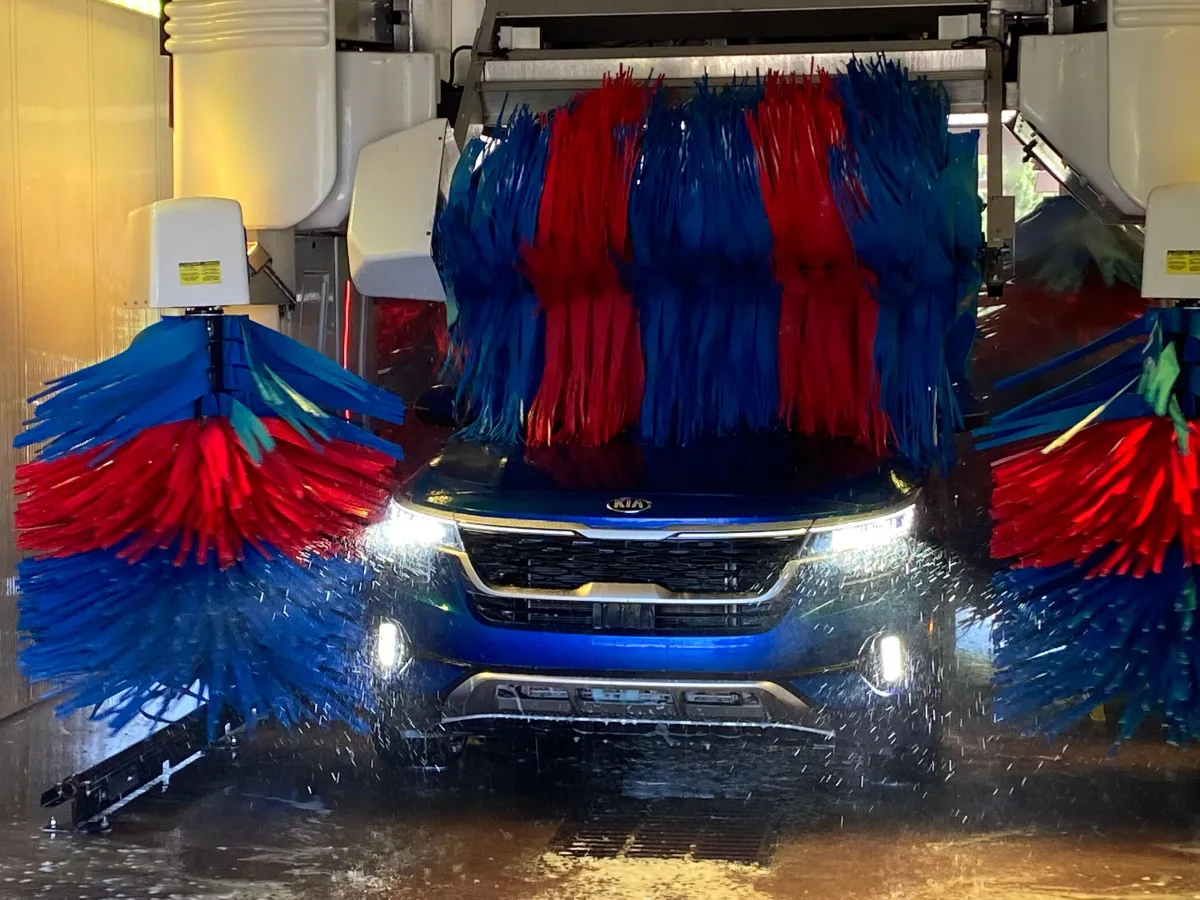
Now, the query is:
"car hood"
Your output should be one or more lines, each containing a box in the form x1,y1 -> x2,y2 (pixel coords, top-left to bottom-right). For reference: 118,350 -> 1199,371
405,436 -> 916,527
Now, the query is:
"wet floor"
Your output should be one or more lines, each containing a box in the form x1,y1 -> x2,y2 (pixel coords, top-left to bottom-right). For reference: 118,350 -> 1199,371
2,690 -> 1200,900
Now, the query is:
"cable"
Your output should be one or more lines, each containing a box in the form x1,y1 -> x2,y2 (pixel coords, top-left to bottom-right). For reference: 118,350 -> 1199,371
951,34 -> 1009,65
449,44 -> 472,86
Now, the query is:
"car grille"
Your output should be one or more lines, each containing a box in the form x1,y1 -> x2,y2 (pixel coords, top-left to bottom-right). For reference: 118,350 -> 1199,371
467,592 -> 793,635
459,531 -> 807,595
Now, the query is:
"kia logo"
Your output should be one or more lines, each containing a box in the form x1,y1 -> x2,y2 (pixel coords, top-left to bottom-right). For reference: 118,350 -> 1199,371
607,497 -> 652,514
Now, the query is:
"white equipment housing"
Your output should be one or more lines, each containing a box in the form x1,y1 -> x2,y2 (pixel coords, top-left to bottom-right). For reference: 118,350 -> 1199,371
125,198 -> 251,310
1107,0 -> 1200,211
347,118 -> 454,302
165,0 -> 339,231
161,0 -> 444,308
1018,0 -> 1200,300
299,51 -> 439,232
1142,185 -> 1200,301
1017,34 -> 1142,219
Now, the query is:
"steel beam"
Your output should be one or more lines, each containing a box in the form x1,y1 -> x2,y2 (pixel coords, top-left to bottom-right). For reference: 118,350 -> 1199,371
482,44 -> 986,84
488,0 -> 986,16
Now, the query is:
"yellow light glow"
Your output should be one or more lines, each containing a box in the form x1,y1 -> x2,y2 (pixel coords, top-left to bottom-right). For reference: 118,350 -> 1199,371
99,0 -> 161,17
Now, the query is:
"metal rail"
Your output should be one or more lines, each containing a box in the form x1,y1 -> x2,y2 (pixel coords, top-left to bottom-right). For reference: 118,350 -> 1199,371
1007,115 -> 1146,228
485,0 -> 986,14
456,0 -> 1003,144
453,0 -> 1016,295
41,707 -> 242,832
982,13 -> 1013,292
458,42 -> 992,142
481,43 -> 988,83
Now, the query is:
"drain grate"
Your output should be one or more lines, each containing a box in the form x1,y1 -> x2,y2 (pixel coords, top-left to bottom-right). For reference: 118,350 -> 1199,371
551,800 -> 777,866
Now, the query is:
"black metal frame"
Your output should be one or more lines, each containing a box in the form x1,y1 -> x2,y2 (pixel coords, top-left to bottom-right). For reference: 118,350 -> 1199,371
40,707 -> 242,832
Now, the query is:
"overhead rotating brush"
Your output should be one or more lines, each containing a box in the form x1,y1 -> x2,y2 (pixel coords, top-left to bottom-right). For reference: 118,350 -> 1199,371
12,198 -> 406,736
434,60 -> 981,471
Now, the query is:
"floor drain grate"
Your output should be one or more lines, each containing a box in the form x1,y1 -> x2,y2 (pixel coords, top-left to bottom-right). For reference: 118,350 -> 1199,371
551,800 -> 777,866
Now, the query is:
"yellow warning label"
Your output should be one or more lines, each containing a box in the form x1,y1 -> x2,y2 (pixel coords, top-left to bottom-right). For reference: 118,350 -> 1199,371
179,260 -> 222,286
1166,250 -> 1200,276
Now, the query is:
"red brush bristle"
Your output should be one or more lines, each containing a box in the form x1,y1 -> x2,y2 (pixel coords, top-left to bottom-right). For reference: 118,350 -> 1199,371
974,273 -> 1145,403
991,417 -> 1200,577
524,442 -> 646,491
747,72 -> 889,454
524,71 -> 649,446
15,419 -> 399,568
376,298 -> 450,376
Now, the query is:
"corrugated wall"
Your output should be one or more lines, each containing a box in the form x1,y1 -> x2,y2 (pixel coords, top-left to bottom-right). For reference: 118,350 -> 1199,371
0,0 -> 170,720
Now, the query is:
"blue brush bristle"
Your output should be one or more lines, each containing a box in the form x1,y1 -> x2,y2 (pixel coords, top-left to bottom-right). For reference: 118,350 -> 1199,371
230,316 -> 406,458
17,314 -> 406,461
18,548 -> 372,737
438,107 -> 549,443
943,131 -> 985,407
628,93 -> 690,445
974,312 -> 1156,448
16,317 -> 213,459
1015,195 -> 1143,293
832,56 -> 982,471
993,551 -> 1200,743
630,80 -> 780,445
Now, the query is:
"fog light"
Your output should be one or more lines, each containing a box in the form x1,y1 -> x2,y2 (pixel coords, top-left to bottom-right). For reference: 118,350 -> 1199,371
878,634 -> 905,683
376,621 -> 409,671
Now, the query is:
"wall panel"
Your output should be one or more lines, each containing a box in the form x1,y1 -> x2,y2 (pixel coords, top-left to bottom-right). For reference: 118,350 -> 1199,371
0,0 -> 169,720
0,0 -> 26,720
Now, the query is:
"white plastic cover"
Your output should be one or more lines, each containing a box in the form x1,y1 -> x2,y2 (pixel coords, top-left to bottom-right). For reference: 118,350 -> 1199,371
348,118 -> 449,301
165,0 -> 337,230
299,51 -> 438,231
1108,0 -> 1200,207
1018,33 -> 1142,218
125,198 -> 251,310
1142,184 -> 1200,300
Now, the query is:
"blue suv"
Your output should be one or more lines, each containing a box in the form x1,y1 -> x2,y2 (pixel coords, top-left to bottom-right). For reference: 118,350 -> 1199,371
364,420 -> 944,782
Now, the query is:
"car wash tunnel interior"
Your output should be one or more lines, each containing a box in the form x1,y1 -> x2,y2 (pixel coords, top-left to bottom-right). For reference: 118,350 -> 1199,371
1,0 -> 1198,898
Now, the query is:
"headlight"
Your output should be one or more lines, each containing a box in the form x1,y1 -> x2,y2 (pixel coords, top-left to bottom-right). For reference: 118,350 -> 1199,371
369,501 -> 462,553
809,505 -> 915,555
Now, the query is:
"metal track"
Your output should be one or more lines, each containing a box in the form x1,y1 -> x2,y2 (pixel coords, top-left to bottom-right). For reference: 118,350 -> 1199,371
489,0 -> 985,14
40,707 -> 242,832
551,799 -> 780,865
456,0 -> 1004,145
1007,115 -> 1146,228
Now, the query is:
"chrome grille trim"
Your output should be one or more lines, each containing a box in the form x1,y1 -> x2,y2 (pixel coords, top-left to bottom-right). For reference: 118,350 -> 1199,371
399,497 -> 916,539
397,497 -> 918,607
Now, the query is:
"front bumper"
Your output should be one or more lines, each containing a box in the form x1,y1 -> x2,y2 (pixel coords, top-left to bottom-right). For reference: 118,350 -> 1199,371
440,672 -> 835,738
381,663 -> 931,751
367,538 -> 940,735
